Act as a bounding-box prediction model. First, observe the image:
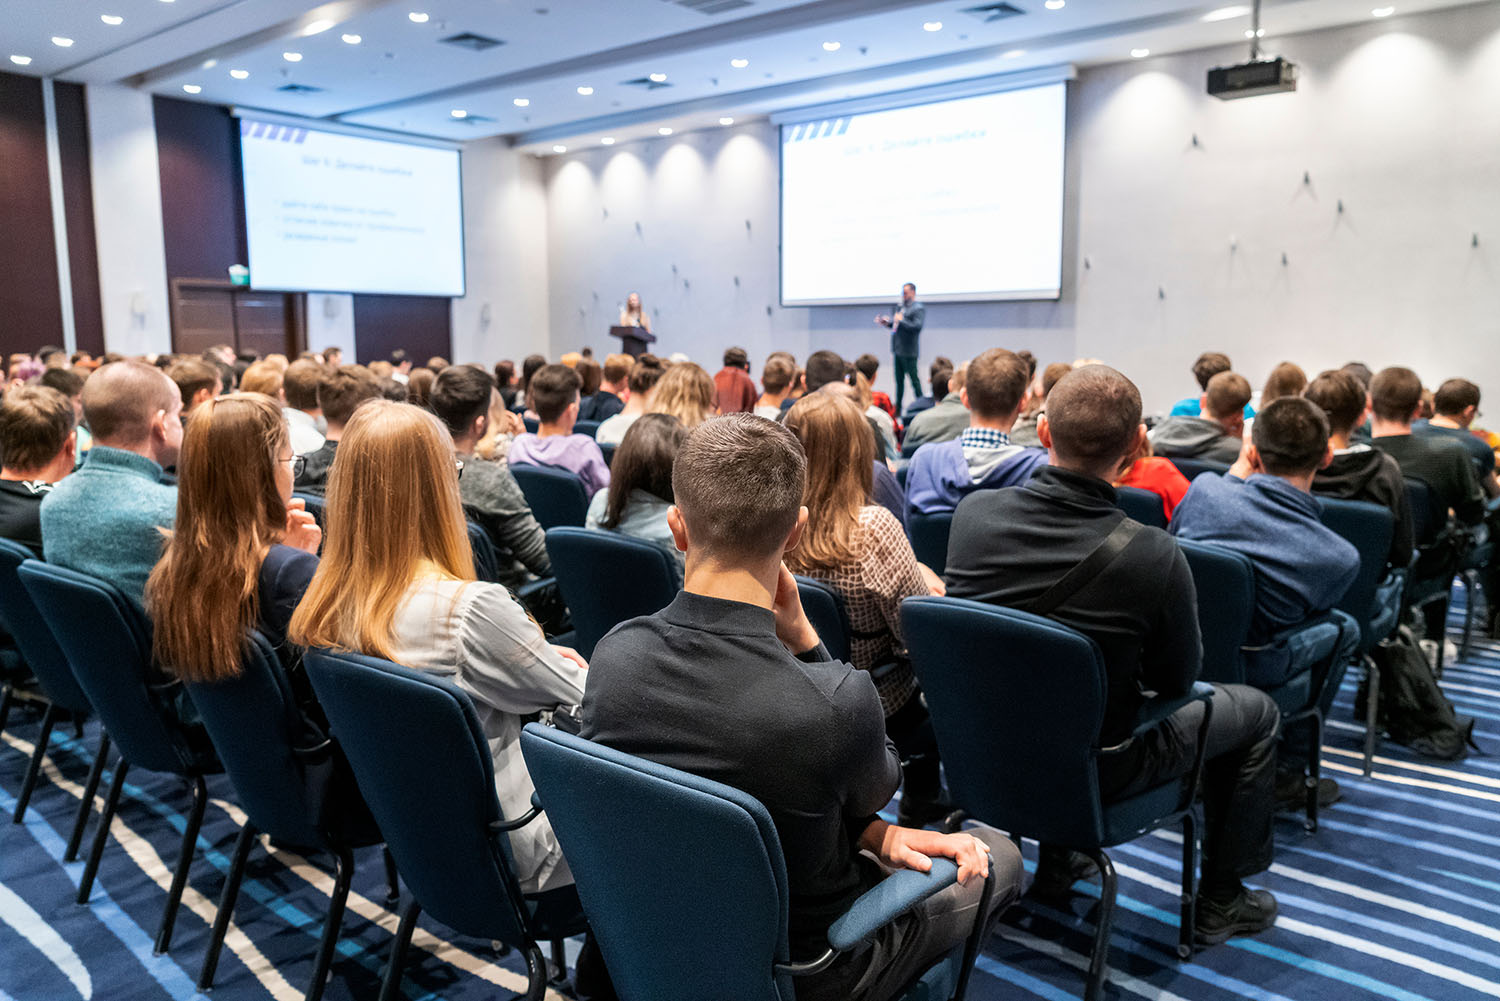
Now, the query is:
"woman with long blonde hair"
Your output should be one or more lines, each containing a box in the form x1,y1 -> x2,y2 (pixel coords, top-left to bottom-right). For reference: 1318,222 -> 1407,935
146,393 -> 322,683
288,400 -> 586,896
648,361 -> 716,429
782,392 -> 948,826
617,291 -> 651,333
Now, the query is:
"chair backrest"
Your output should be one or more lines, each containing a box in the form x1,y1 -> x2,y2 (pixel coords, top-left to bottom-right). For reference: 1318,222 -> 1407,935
1403,477 -> 1442,547
902,596 -> 1109,848
466,521 -> 502,584
1115,485 -> 1168,529
523,416 -> 539,434
1317,497 -> 1395,653
0,539 -> 92,713
302,649 -> 533,945
907,511 -> 953,576
1168,457 -> 1230,481
183,631 -> 324,848
574,420 -> 601,439
19,561 -> 200,774
600,443 -> 617,468
545,528 -> 678,657
1176,539 -> 1255,685
794,575 -> 851,663
521,724 -> 791,1001
512,464 -> 591,530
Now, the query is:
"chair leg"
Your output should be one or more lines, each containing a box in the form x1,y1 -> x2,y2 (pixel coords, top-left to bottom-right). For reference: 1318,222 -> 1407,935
79,759 -> 129,904
523,944 -> 550,1001
1305,712 -> 1324,834
382,845 -> 400,907
0,684 -> 12,738
13,704 -> 58,823
1083,850 -> 1117,1001
305,847 -> 354,1001
155,775 -> 208,955
1459,571 -> 1478,664
1363,656 -> 1380,778
1178,810 -> 1200,960
199,821 -> 257,991
549,938 -> 569,985
377,898 -> 422,1001
65,731 -> 111,862
953,868 -> 996,1001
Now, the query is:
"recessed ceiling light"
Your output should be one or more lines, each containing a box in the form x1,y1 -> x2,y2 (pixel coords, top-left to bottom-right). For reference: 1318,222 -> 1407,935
100,14 -> 124,26
1044,0 -> 1065,8
201,58 -> 217,69
1243,28 -> 1265,37
303,19 -> 334,35
513,97 -> 529,107
183,84 -> 202,94
553,145 -> 567,153
51,37 -> 74,47
730,58 -> 749,68
341,33 -> 361,44
822,41 -> 841,51
408,11 -> 429,23
577,86 -> 593,96
648,72 -> 667,82
1202,5 -> 1251,20
283,51 -> 302,62
923,21 -> 942,32
229,69 -> 249,79
719,117 -> 734,125
1371,5 -> 1395,15
1002,48 -> 1026,58
1131,47 -> 1150,58
451,109 -> 467,118
600,137 -> 615,145
10,55 -> 32,65
658,127 -> 673,136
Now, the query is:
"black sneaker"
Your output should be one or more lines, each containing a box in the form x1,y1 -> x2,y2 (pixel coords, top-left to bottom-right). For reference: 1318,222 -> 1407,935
1029,849 -> 1099,900
1195,887 -> 1278,945
1274,771 -> 1341,811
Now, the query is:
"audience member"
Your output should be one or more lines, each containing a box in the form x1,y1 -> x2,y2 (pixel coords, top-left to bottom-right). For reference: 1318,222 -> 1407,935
426,356 -> 450,373
322,346 -> 343,369
282,359 -> 327,454
406,366 -> 436,408
1114,436 -> 1192,521
0,386 -> 76,555
1150,370 -> 1252,465
1010,362 -> 1071,447
519,353 -> 547,411
776,350 -> 847,415
38,366 -> 91,454
755,353 -> 796,419
944,365 -> 1280,940
240,360 -> 285,403
902,358 -> 951,420
295,365 -> 383,496
1260,362 -> 1307,405
167,357 -> 223,422
584,414 -> 687,583
817,383 -> 907,524
647,361 -> 717,430
475,386 -> 526,463
573,359 -> 603,422
1417,379 -> 1498,491
582,414 -> 1019,1000
509,364 -> 612,496
389,349 -> 412,383
578,354 -> 630,422
595,354 -> 665,445
494,360 -> 519,409
904,349 -> 1047,518
852,371 -> 899,461
900,362 -> 969,455
713,347 -> 759,414
430,365 -> 552,589
377,375 -> 409,402
854,353 -> 898,422
41,361 -> 182,606
1170,352 -> 1232,417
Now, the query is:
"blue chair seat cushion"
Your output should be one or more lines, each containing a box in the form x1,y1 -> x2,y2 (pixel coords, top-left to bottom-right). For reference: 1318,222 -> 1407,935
1101,779 -> 1188,847
1262,673 -> 1314,717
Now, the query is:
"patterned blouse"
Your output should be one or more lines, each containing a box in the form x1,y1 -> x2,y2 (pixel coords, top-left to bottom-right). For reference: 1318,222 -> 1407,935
798,505 -> 929,716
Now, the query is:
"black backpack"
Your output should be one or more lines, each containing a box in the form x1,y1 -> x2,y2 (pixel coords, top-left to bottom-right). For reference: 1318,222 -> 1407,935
1356,626 -> 1478,761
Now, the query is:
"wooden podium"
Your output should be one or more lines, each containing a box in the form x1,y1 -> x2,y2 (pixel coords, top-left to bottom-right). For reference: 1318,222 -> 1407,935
610,325 -> 656,359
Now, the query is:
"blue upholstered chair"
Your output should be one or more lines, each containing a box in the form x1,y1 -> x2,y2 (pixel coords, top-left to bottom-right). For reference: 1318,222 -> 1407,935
302,649 -> 587,1001
466,520 -> 503,584
1114,485 -> 1168,529
1167,457 -> 1230,481
19,560 -> 221,954
0,539 -> 109,859
521,723 -> 993,1001
907,511 -> 953,576
901,596 -> 1212,1001
545,527 -> 678,658
793,575 -> 851,664
574,419 -> 601,439
600,443 -> 617,468
185,630 -> 393,1000
512,464 -> 591,531
523,416 -> 540,434
1176,539 -> 1359,831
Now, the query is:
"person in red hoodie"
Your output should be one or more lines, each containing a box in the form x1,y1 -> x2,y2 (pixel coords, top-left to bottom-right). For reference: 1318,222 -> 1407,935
713,346 -> 759,414
1115,437 -> 1193,521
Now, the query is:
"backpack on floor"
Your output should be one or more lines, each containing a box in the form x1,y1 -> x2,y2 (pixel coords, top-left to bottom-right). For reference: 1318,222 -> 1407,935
1356,626 -> 1478,761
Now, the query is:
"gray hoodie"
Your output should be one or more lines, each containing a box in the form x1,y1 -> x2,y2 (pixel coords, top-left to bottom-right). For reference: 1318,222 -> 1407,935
1148,415 -> 1242,464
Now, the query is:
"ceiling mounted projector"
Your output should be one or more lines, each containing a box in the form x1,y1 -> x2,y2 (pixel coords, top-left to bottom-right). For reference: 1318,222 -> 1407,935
1207,56 -> 1297,99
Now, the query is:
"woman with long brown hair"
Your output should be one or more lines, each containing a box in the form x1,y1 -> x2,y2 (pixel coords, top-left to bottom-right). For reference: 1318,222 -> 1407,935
782,392 -> 948,826
288,400 -> 586,896
146,393 -> 322,682
648,361 -> 716,429
584,413 -> 686,582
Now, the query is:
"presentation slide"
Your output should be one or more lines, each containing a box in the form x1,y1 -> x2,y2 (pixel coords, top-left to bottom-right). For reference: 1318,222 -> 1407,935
780,84 -> 1066,305
239,119 -> 465,297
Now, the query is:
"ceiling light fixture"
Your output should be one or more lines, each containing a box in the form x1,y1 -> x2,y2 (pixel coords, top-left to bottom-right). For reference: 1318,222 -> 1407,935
1243,28 -> 1265,37
658,127 -> 673,136
408,11 -> 429,23
577,86 -> 593,95
451,109 -> 467,118
513,97 -> 529,107
1371,5 -> 1395,15
1044,0 -> 1065,9
821,41 -> 840,51
719,116 -> 734,125
341,33 -> 361,44
101,14 -> 124,25
229,69 -> 249,79
303,18 -> 334,35
1002,48 -> 1025,58
648,72 -> 667,82
1202,5 -> 1251,20
51,37 -> 74,47
201,58 -> 217,68
600,137 -> 615,145
183,84 -> 202,94
10,55 -> 32,65
553,145 -> 567,153
730,58 -> 748,68
283,51 -> 302,62
1131,47 -> 1150,58
923,21 -> 942,32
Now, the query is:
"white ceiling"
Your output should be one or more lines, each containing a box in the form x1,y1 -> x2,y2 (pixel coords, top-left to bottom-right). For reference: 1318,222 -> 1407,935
1,0 -> 1488,150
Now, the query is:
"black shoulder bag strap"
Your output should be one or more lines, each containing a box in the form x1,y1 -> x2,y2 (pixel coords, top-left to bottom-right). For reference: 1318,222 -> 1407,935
1024,517 -> 1145,617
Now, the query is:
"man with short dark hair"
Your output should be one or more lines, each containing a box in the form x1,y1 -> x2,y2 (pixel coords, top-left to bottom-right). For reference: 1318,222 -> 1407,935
874,283 -> 925,413
282,359 -> 326,454
755,354 -> 796,419
389,348 -> 412,383
713,346 -> 758,415
944,365 -> 1281,944
900,362 -> 969,456
1150,371 -> 1252,465
777,350 -> 849,415
508,364 -> 611,495
1370,367 -> 1485,527
578,353 -> 630,423
583,414 -> 1021,1001
1417,378 -> 1497,491
0,386 -> 77,555
902,358 -> 951,419
1170,351 -> 1235,417
904,349 -> 1047,519
295,364 -> 383,496
167,357 -> 222,422
853,353 -> 897,423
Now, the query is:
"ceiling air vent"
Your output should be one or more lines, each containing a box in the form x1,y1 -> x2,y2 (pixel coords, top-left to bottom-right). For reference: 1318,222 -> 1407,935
622,76 -> 673,90
661,0 -> 753,15
961,2 -> 1025,22
455,114 -> 496,124
277,83 -> 323,93
441,31 -> 505,51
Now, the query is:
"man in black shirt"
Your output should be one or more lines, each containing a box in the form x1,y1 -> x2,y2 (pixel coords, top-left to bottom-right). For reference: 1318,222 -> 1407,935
582,414 -> 1020,1001
944,365 -> 1281,946
1416,378 -> 1498,489
0,386 -> 77,555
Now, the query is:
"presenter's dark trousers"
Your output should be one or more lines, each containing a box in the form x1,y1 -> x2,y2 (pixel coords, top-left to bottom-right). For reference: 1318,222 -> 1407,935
893,354 -> 922,414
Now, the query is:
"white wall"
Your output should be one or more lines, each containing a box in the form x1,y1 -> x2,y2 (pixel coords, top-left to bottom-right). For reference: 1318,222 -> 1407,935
539,3 -> 1500,412
451,138 -> 551,366
86,84 -> 172,356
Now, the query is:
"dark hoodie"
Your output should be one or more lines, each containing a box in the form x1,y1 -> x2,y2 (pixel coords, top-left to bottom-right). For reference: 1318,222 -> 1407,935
1147,415 -> 1242,464
1312,444 -> 1413,570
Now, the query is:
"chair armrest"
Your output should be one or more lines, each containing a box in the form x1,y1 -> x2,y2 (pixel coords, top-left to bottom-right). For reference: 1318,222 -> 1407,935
490,799 -> 543,834
1127,682 -> 1214,742
825,858 -> 958,953
516,577 -> 555,602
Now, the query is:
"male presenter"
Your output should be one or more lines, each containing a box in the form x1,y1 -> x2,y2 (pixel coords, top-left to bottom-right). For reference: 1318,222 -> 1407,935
874,282 -> 925,413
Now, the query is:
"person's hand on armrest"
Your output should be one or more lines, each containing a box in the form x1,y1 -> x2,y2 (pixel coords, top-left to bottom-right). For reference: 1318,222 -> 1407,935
917,562 -> 946,596
772,564 -> 820,655
859,819 -> 991,885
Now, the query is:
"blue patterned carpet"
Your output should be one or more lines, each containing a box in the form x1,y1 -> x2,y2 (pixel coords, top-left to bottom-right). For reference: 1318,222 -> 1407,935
2,603 -> 1498,1001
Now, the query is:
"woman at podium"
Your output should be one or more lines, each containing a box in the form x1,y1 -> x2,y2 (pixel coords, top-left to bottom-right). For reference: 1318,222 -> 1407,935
618,292 -> 652,333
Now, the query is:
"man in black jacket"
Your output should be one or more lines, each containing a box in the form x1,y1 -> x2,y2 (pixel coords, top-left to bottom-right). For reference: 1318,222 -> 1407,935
944,364 -> 1281,946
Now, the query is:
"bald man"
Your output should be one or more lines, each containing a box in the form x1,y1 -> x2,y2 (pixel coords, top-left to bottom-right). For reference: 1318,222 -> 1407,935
41,360 -> 183,606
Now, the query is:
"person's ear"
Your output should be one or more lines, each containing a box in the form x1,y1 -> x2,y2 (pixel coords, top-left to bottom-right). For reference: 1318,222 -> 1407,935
1245,443 -> 1265,472
1319,442 -> 1334,471
1465,404 -> 1479,424
959,386 -> 970,410
667,505 -> 689,553
1200,392 -> 1209,412
472,413 -> 488,440
782,506 -> 809,555
1037,414 -> 1053,450
62,429 -> 76,466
